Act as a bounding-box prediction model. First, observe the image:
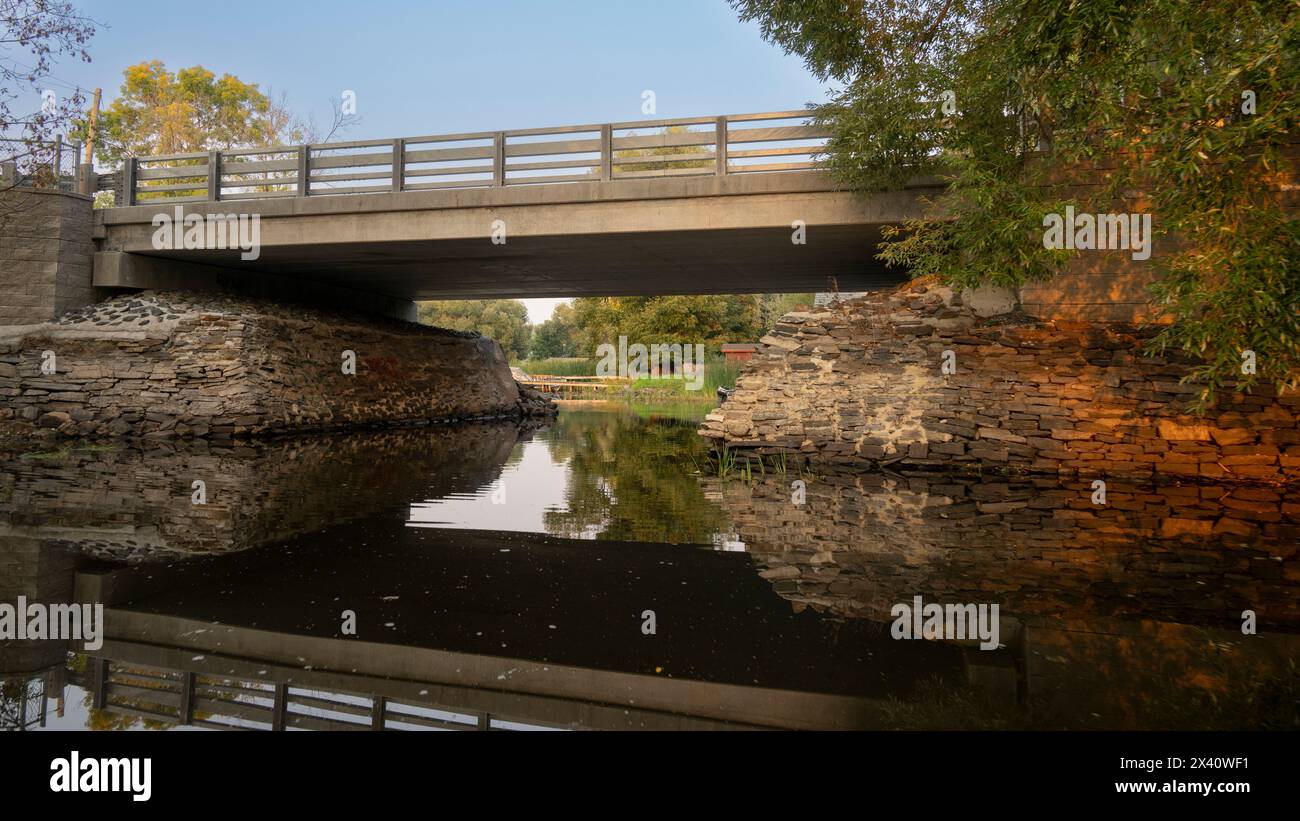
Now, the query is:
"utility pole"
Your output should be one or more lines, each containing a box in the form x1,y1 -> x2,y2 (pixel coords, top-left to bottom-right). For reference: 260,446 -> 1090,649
83,88 -> 101,165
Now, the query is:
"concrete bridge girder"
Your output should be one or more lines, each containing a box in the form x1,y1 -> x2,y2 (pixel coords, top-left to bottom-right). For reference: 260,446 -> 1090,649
93,171 -> 944,303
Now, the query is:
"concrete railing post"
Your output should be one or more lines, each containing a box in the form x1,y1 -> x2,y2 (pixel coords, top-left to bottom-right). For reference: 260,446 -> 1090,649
297,145 -> 310,196
207,150 -> 221,201
715,117 -> 727,176
391,138 -> 404,193
121,157 -> 137,206
492,132 -> 505,187
600,124 -> 612,181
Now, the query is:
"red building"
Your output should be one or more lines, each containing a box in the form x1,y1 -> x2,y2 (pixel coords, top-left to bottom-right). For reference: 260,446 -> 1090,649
719,343 -> 759,363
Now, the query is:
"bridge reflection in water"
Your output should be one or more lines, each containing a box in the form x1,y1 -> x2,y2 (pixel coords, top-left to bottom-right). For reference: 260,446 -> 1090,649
2,406 -> 1298,730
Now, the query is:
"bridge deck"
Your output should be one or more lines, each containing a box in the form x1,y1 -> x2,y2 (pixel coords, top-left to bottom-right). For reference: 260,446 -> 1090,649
90,111 -> 942,302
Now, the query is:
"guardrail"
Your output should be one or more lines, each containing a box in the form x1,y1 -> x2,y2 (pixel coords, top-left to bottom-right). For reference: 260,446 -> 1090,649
97,109 -> 830,206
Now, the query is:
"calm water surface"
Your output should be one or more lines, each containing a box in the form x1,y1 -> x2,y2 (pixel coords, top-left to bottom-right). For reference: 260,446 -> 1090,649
2,402 -> 1297,730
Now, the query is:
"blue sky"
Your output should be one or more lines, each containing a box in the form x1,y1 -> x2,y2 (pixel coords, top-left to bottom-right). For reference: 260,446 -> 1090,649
44,0 -> 832,321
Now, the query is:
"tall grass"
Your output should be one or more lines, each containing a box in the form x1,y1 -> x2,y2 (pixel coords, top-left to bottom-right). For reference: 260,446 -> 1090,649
519,353 -> 742,395
626,354 -> 741,395
515,357 -> 597,376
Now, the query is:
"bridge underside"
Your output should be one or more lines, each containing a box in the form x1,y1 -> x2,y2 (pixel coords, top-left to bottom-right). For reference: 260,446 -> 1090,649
94,171 -> 940,305
112,224 -> 904,299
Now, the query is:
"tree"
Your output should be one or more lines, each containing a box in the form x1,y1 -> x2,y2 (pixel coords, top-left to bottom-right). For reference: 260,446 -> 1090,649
529,301 -> 580,358
71,60 -> 359,202
732,0 -> 1300,404
79,61 -> 291,166
570,295 -> 762,354
612,124 -> 713,175
417,299 -> 532,361
541,410 -> 729,543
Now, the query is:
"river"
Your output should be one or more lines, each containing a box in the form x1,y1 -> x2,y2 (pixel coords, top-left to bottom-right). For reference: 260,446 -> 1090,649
1,402 -> 1296,730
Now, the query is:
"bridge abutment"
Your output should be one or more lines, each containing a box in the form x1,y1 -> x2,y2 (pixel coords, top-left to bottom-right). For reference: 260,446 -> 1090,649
0,187 -> 102,326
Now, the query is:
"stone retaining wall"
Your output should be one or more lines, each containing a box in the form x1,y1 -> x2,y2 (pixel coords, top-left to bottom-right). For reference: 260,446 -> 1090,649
0,291 -> 553,438
700,279 -> 1299,483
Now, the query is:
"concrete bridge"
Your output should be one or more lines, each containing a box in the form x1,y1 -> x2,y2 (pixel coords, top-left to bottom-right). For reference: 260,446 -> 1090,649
0,110 -> 942,323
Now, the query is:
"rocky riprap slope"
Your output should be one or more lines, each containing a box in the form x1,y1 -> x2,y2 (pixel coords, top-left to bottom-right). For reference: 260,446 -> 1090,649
700,279 -> 1299,484
0,291 -> 555,439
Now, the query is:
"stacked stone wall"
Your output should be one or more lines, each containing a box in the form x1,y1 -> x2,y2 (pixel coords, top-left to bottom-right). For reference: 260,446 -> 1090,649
0,291 -> 553,438
700,279 -> 1299,484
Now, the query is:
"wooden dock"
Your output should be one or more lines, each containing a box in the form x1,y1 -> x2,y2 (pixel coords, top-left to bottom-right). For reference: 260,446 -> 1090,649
517,374 -> 626,399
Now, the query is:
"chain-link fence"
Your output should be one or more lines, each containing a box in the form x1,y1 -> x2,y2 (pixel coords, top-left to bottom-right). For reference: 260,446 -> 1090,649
0,136 -> 85,192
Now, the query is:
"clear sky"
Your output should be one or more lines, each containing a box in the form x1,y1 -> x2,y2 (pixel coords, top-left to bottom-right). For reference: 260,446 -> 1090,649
44,0 -> 832,321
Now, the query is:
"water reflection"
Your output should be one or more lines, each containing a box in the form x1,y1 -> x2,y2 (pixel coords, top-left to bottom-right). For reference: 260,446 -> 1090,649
708,470 -> 1300,729
2,404 -> 1298,730
411,408 -> 730,543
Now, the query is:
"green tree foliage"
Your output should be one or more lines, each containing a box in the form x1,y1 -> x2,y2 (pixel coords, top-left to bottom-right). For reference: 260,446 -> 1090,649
529,301 -> 580,358
417,299 -> 532,361
732,0 -> 1300,403
570,295 -> 762,354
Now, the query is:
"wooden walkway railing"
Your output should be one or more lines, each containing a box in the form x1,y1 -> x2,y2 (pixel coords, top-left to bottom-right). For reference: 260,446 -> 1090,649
519,374 -> 628,399
96,109 -> 829,206
86,657 -> 537,731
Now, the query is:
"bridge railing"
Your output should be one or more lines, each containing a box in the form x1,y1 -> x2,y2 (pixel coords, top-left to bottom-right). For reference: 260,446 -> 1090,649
97,110 -> 830,206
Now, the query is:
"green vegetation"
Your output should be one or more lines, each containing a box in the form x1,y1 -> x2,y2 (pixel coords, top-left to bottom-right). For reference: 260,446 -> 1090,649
625,353 -> 741,396
69,59 -> 356,204
516,357 -> 596,376
612,124 -> 714,174
702,445 -> 806,481
540,409 -> 728,543
732,0 -> 1300,405
417,299 -> 532,361
436,293 -> 815,367
519,352 -> 740,405
528,302 -> 580,358
571,294 -> 763,352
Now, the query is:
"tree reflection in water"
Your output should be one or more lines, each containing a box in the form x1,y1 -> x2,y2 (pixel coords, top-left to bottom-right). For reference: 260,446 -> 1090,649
541,407 -> 729,544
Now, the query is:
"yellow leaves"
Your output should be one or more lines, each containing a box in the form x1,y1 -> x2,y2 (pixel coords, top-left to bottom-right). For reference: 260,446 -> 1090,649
99,61 -> 285,159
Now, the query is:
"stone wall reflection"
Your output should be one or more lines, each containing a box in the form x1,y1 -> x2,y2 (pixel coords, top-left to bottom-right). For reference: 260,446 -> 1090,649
0,422 -> 537,559
705,472 -> 1300,628
707,471 -> 1300,727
